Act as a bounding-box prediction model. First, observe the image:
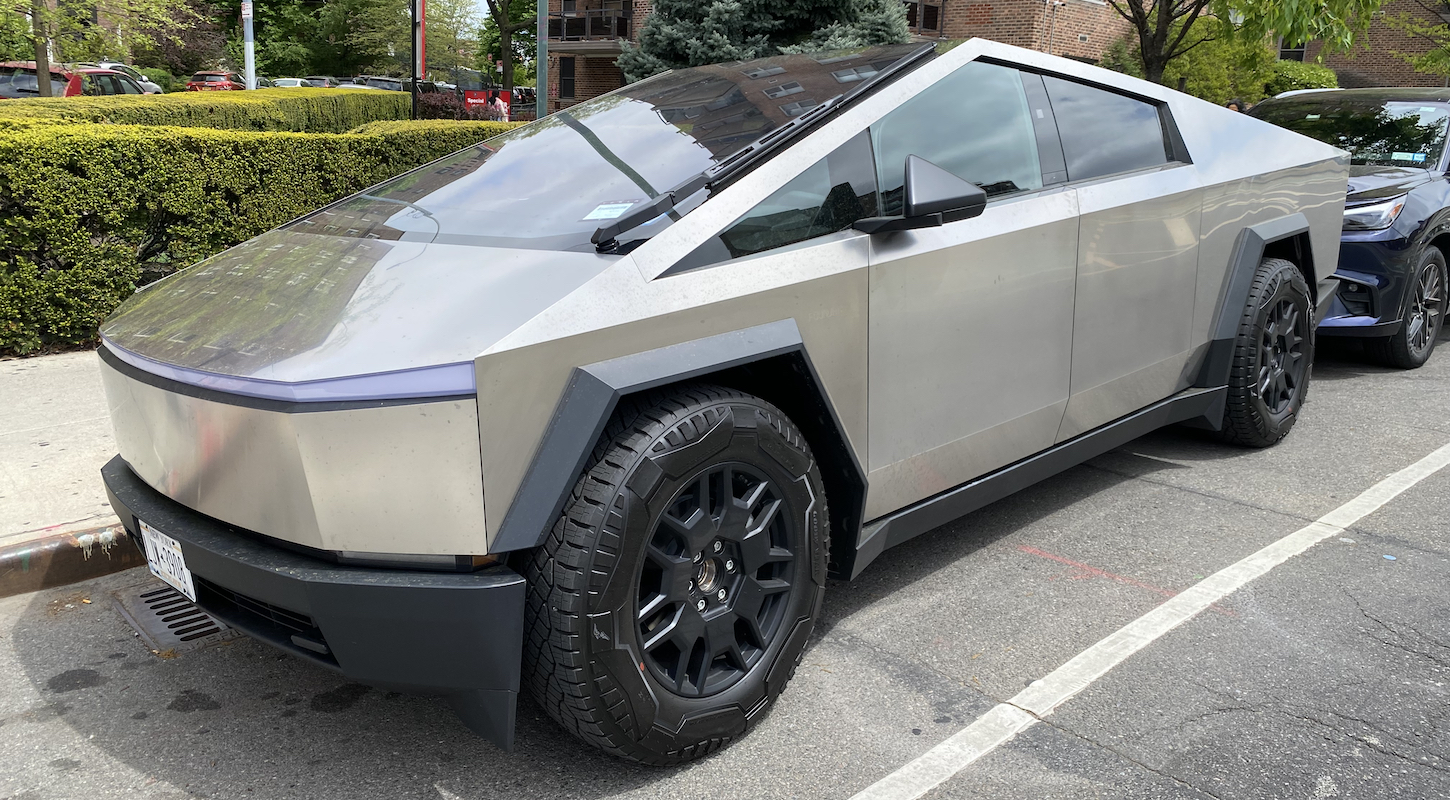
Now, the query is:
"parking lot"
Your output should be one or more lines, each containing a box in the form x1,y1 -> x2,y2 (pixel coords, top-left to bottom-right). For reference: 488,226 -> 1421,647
1,333 -> 1447,800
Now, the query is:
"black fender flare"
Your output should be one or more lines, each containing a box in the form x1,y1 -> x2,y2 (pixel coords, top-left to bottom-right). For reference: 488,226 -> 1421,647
1193,212 -> 1320,391
488,319 -> 868,571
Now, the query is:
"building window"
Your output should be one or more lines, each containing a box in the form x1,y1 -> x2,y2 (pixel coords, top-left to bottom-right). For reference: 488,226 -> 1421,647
1279,40 -> 1306,61
741,65 -> 786,79
832,65 -> 880,83
762,82 -> 803,99
780,99 -> 820,116
559,56 -> 576,98
904,0 -> 942,33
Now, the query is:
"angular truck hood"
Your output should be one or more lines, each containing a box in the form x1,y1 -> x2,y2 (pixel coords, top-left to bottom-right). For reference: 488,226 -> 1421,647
101,230 -> 612,389
1346,165 -> 1434,204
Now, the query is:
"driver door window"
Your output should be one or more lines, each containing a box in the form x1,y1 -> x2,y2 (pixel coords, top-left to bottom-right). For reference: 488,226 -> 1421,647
870,61 -> 1044,213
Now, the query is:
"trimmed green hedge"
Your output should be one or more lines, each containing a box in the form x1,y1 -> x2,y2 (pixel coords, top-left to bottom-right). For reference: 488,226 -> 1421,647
1265,61 -> 1339,96
0,88 -> 412,133
0,119 -> 520,354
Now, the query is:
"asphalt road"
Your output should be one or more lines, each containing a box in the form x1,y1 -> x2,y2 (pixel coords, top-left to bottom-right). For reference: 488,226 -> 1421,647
2,333 -> 1448,800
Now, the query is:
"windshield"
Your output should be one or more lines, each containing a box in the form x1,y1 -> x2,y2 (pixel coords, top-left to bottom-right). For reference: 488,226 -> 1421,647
1254,98 -> 1450,168
287,45 -> 926,253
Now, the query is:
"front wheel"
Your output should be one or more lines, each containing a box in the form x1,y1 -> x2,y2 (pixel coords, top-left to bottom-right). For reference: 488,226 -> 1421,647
1367,246 -> 1446,369
1218,257 -> 1314,447
524,385 -> 828,765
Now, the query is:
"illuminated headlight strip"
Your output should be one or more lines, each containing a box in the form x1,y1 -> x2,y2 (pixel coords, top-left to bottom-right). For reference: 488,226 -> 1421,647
101,338 -> 477,402
1343,196 -> 1407,231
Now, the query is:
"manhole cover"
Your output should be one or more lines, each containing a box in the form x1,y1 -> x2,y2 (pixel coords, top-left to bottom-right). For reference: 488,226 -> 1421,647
112,583 -> 239,654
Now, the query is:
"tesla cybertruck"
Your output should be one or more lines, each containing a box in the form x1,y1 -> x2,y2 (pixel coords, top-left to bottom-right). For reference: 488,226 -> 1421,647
97,39 -> 1348,764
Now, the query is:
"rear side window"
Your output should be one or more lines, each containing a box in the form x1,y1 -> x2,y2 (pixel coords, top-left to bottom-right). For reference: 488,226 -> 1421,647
1042,76 -> 1170,181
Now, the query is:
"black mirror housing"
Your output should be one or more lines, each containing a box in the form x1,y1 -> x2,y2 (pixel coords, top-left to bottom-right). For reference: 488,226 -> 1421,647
853,154 -> 987,234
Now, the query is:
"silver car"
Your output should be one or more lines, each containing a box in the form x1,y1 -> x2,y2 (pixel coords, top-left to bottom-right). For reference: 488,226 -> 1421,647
96,39 -> 1348,763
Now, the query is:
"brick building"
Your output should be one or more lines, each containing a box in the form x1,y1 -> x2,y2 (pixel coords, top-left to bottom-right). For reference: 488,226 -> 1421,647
544,0 -> 1132,111
1297,0 -> 1450,88
542,0 -> 1450,109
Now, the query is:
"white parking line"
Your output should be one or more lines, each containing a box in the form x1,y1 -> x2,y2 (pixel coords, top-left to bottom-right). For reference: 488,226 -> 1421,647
851,440 -> 1450,800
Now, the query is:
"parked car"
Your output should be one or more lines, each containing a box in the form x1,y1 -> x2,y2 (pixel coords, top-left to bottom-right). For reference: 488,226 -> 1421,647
97,40 -> 1347,765
90,61 -> 164,93
362,75 -> 405,91
1254,88 -> 1449,368
271,77 -> 309,88
186,71 -> 244,91
304,75 -> 340,87
0,62 -> 145,97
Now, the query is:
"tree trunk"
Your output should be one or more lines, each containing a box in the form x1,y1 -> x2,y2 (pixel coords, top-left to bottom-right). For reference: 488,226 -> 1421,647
31,0 -> 52,98
500,25 -> 514,94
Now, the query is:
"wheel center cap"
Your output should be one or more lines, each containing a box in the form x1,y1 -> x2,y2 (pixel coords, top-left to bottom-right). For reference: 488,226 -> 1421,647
695,558 -> 721,595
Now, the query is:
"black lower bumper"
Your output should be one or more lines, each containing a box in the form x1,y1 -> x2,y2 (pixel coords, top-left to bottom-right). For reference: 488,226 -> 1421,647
101,455 -> 525,750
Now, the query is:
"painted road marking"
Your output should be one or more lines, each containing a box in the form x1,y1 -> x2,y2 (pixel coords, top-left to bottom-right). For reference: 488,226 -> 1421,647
851,440 -> 1450,800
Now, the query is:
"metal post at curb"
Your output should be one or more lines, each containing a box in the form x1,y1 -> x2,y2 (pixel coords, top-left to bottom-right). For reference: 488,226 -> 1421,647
411,0 -> 425,120
242,0 -> 256,90
535,0 -> 547,119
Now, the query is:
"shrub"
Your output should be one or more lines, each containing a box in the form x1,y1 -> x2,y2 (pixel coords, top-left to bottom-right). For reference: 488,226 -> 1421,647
0,118 -> 522,354
0,88 -> 411,133
417,90 -> 502,121
1264,60 -> 1339,97
138,68 -> 179,93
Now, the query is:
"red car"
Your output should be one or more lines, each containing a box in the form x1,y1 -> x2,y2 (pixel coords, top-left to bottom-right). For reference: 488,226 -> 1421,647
186,71 -> 245,91
0,62 -> 147,98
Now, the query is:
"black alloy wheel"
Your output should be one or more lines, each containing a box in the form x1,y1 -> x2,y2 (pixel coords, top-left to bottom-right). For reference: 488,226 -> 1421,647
524,385 -> 828,765
1219,257 -> 1314,447
637,462 -> 797,698
1369,246 -> 1446,369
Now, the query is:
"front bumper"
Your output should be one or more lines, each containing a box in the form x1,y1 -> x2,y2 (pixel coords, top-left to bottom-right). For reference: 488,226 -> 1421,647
102,455 -> 524,750
1317,235 -> 1416,337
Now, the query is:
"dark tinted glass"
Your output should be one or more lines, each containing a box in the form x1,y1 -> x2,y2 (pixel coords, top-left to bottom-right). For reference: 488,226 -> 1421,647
1043,75 -> 1169,180
872,61 -> 1042,215
671,131 -> 878,272
0,67 -> 68,98
1252,99 -> 1450,167
290,45 -> 924,252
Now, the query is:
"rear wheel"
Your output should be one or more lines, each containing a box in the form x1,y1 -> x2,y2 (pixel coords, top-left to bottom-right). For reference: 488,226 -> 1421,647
1367,246 -> 1446,369
524,385 -> 828,765
1218,257 -> 1314,448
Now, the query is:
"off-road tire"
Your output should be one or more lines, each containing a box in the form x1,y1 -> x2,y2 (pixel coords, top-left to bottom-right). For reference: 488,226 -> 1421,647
1218,257 -> 1314,447
523,385 -> 829,765
1367,246 -> 1446,370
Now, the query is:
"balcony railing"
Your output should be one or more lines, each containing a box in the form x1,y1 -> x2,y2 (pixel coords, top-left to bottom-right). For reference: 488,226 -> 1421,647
548,9 -> 633,41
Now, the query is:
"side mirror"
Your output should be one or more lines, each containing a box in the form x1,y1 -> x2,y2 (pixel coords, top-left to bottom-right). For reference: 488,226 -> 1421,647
854,155 -> 988,234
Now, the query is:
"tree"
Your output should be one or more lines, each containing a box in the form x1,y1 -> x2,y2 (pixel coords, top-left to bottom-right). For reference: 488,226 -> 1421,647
424,0 -> 479,79
1108,0 -> 1382,85
1,0 -> 199,72
1383,0 -> 1450,77
617,0 -> 908,82
1101,27 -> 1278,103
480,0 -> 532,93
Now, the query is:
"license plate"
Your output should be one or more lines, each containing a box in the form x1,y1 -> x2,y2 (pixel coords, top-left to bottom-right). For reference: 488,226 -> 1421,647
139,519 -> 196,602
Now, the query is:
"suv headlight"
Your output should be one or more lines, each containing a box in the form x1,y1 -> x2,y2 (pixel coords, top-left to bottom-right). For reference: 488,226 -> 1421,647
1343,196 -> 1407,230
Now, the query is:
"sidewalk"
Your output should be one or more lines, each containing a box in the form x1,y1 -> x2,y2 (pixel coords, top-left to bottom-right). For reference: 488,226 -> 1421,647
0,350 -> 143,596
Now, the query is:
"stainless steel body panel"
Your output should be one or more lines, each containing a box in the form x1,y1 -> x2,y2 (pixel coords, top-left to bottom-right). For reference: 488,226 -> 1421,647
101,356 -> 489,555
863,190 -> 1079,519
474,236 -> 871,550
1057,167 -> 1204,440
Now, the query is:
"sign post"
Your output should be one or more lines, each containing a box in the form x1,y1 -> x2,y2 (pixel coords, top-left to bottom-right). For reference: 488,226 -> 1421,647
241,0 -> 256,90
535,0 -> 547,119
411,0 -> 426,119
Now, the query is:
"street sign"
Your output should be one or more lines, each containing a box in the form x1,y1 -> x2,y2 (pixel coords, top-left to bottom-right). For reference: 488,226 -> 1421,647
240,0 -> 252,18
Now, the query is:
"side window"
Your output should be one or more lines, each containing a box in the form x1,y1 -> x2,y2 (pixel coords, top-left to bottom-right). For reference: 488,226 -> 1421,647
119,76 -> 143,94
668,131 -> 878,274
1041,75 -> 1170,181
871,61 -> 1042,215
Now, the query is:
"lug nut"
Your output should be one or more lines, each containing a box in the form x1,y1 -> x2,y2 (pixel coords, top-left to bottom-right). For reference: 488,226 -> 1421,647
712,540 -> 723,553
716,588 -> 728,602
695,598 -> 707,612
724,559 -> 735,572
692,552 -> 702,563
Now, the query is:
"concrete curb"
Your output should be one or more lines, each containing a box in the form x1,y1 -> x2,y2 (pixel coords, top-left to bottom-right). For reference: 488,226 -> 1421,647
0,522 -> 145,599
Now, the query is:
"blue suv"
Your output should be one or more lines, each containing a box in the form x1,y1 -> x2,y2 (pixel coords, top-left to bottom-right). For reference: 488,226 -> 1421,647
1254,89 -> 1448,368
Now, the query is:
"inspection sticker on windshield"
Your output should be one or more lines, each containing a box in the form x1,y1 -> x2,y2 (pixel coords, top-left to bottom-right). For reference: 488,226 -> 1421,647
583,201 -> 642,221
1392,152 -> 1428,162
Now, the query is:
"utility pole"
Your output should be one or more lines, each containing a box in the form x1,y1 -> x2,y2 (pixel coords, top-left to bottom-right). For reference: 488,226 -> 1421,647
242,0 -> 256,89
30,0 -> 51,97
411,0 -> 425,119
535,0 -> 547,119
